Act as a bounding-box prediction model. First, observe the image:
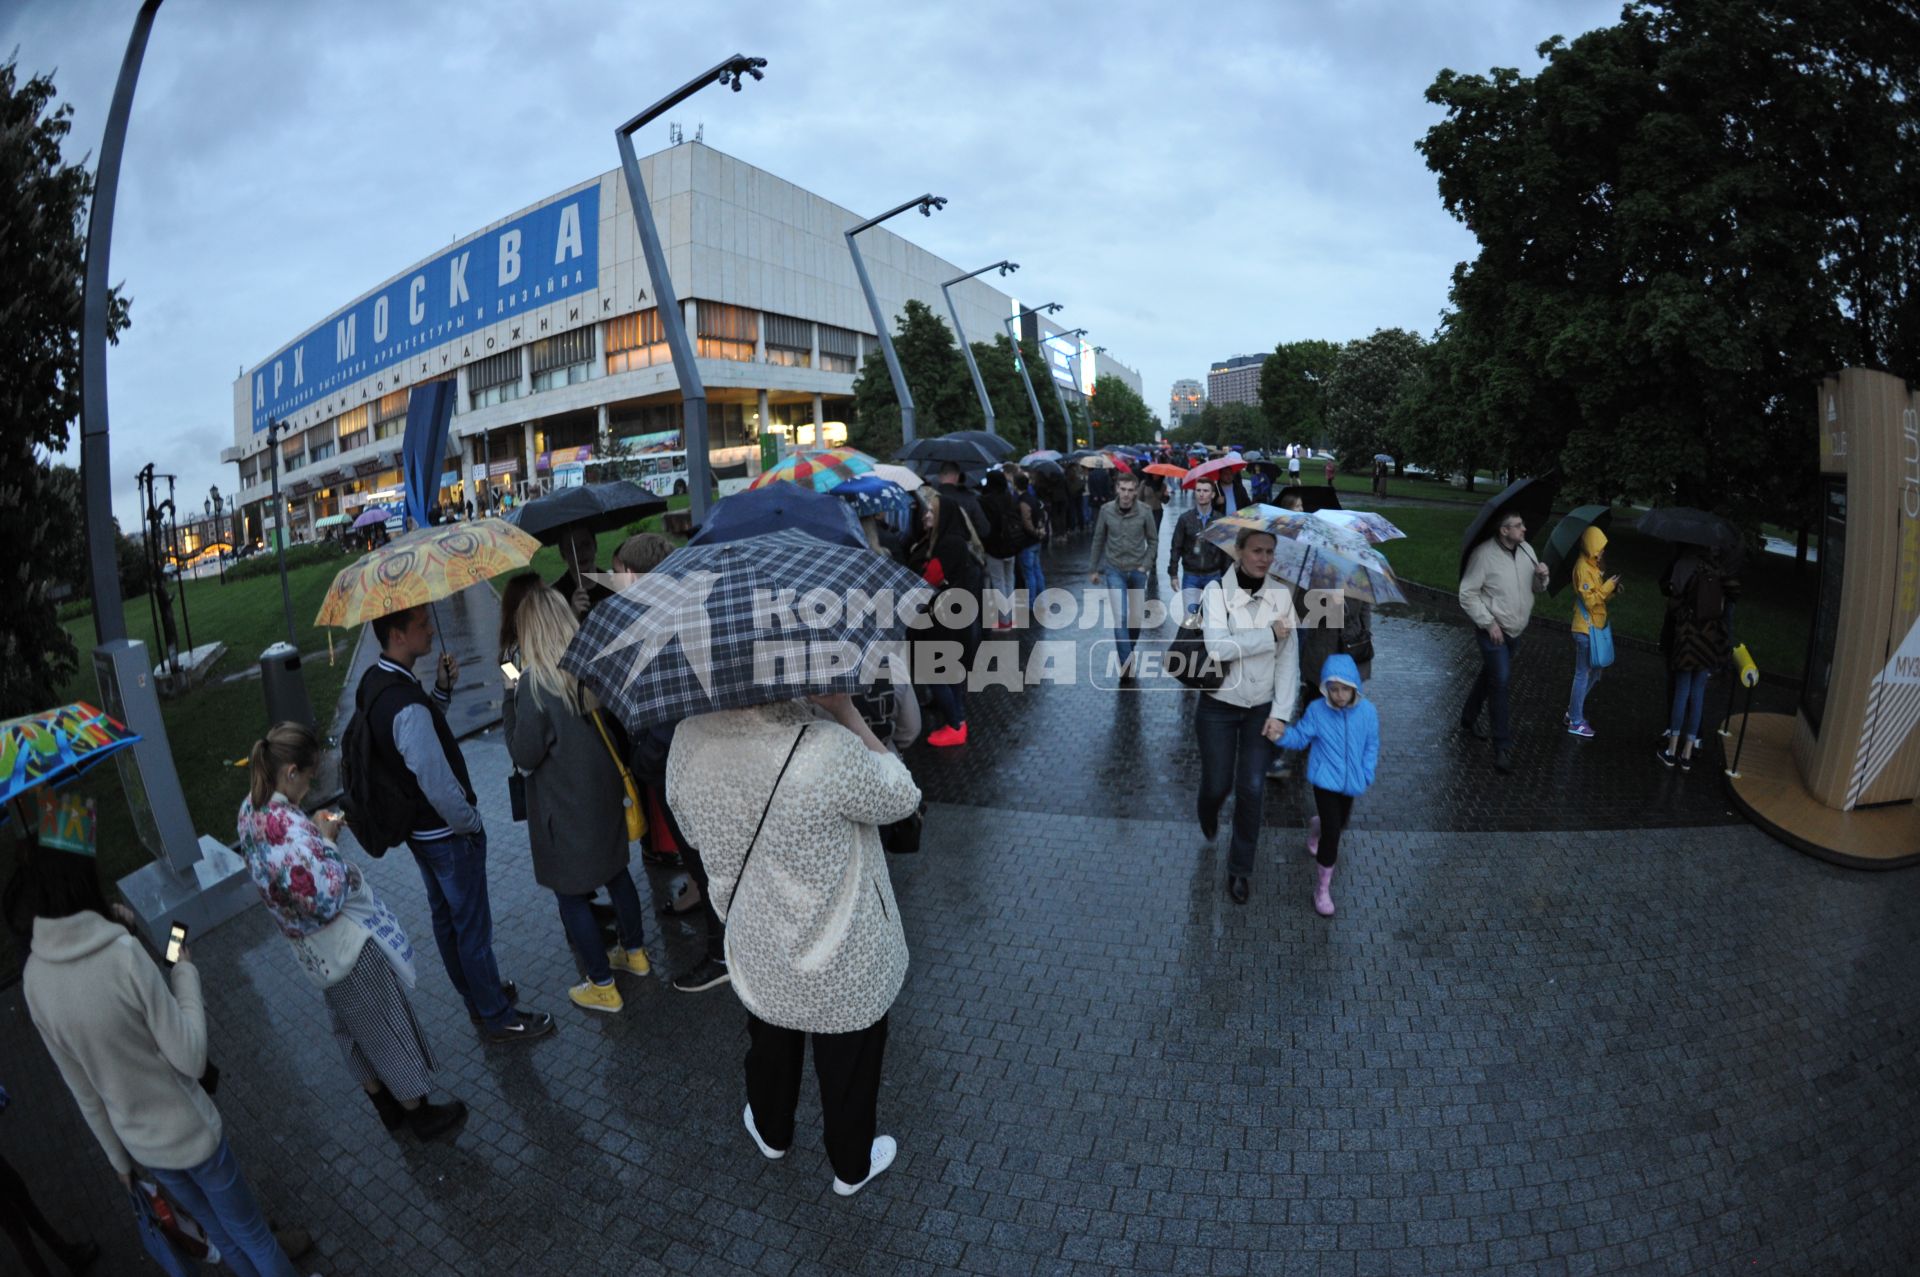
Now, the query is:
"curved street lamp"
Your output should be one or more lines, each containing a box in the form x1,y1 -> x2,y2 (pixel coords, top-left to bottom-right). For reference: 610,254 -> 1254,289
941,260 -> 1017,437
846,194 -> 947,446
1003,302 -> 1063,451
1041,327 -> 1089,449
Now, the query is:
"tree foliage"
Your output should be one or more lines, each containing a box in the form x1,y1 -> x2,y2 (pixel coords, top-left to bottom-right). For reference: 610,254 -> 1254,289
1417,0 -> 1920,520
1089,374 -> 1156,444
1,59 -> 132,716
1167,402 -> 1266,448
1259,339 -> 1342,449
1323,328 -> 1427,471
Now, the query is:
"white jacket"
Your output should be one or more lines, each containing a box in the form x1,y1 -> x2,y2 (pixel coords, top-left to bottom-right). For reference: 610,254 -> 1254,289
1201,572 -> 1302,723
667,700 -> 922,1034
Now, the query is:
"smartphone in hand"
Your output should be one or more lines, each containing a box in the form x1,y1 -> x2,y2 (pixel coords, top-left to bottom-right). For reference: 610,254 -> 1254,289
500,660 -> 520,682
165,921 -> 190,965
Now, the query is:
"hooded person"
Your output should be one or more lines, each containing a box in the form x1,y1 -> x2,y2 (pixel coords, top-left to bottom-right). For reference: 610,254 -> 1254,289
1275,653 -> 1380,918
1567,526 -> 1622,737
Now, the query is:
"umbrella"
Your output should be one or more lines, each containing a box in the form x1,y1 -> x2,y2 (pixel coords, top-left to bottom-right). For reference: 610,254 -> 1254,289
1636,507 -> 1744,565
893,437 -> 998,471
1244,460 -> 1285,479
1373,454 -> 1395,465
869,463 -> 925,491
352,506 -> 396,530
1,703 -> 141,807
508,481 -> 667,541
561,528 -> 932,734
1458,474 -> 1558,578
688,482 -> 866,550
1020,450 -> 1062,465
830,474 -> 913,527
1276,484 -> 1343,513
1314,509 -> 1406,544
1026,458 -> 1065,480
315,518 -> 541,628
748,447 -> 876,493
1182,455 -> 1248,490
1543,505 -> 1614,597
1144,462 -> 1189,480
942,430 -> 1015,459
1199,512 -> 1407,605
1076,453 -> 1117,470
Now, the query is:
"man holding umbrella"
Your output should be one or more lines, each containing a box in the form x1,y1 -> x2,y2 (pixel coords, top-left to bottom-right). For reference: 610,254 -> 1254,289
1458,510 -> 1550,772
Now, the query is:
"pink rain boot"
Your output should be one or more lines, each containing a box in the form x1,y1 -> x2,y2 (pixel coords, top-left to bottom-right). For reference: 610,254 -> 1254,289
1307,815 -> 1321,858
1313,864 -> 1336,917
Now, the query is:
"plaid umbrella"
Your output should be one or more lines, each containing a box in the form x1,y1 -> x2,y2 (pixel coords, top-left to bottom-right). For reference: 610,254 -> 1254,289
561,528 -> 931,734
314,518 -> 540,627
0,703 -> 141,806
749,447 -> 877,492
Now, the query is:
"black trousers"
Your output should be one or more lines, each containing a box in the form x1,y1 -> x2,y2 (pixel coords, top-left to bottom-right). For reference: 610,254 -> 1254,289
745,1012 -> 889,1184
1311,786 -> 1356,868
0,1149 -> 70,1277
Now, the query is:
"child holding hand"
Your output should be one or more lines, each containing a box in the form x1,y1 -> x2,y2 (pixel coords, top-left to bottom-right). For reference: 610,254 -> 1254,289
1275,653 -> 1380,917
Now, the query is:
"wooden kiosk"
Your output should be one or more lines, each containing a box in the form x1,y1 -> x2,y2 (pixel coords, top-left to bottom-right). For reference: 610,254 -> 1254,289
1724,367 -> 1920,867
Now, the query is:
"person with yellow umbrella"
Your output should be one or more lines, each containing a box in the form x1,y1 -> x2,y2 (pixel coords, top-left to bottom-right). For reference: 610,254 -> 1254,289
318,519 -> 557,1045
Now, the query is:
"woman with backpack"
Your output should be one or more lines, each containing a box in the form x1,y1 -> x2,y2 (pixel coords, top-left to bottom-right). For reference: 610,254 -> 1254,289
1659,548 -> 1737,771
237,723 -> 466,1141
504,585 -> 653,1013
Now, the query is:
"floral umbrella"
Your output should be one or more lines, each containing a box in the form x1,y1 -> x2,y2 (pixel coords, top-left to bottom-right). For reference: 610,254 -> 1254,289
1314,509 -> 1407,545
1200,508 -> 1407,605
0,703 -> 141,806
314,518 -> 541,628
748,446 -> 877,492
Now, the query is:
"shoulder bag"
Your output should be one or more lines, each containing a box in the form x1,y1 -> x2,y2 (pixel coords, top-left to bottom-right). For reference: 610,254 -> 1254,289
723,726 -> 809,917
1170,583 -> 1227,692
1578,597 -> 1615,668
591,707 -> 648,843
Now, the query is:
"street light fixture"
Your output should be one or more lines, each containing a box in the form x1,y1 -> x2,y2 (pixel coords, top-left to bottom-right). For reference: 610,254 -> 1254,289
846,194 -> 948,447
614,53 -> 767,527
941,260 -> 1017,437
1003,302 -> 1063,451
265,418 -> 297,645
1041,327 -> 1089,449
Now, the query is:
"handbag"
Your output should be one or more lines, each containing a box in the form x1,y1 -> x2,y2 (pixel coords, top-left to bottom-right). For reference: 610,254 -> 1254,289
591,708 -> 647,843
508,770 -> 527,822
1579,598 -> 1615,669
880,802 -> 924,855
1170,612 -> 1226,692
723,727 -> 809,917
129,1187 -> 194,1277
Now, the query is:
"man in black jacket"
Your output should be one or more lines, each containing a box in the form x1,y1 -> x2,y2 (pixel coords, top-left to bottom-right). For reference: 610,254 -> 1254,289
977,465 -> 1022,629
1167,477 -> 1232,617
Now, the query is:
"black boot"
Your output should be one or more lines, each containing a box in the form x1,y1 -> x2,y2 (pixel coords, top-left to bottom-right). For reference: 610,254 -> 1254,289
405,1096 -> 470,1142
368,1084 -> 406,1132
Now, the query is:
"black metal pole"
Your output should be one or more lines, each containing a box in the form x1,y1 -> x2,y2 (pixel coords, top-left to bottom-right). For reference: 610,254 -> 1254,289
1728,684 -> 1756,777
81,0 -> 162,647
138,469 -> 161,667
267,419 -> 296,645
162,473 -> 192,659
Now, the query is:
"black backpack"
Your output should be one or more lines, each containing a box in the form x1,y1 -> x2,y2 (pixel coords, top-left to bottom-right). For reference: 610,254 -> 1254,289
337,684 -> 413,858
1686,566 -> 1725,622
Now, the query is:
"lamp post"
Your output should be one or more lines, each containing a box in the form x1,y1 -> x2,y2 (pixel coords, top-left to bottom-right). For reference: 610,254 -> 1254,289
615,54 -> 767,528
1041,327 -> 1089,449
846,194 -> 947,446
1086,344 -> 1107,448
941,260 -> 1017,437
265,418 -> 296,646
1002,302 -> 1063,451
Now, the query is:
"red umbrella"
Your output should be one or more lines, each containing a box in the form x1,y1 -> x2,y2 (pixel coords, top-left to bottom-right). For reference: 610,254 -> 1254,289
1181,455 -> 1247,490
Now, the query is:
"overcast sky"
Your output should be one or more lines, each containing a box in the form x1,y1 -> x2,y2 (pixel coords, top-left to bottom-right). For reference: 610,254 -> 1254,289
6,0 -> 1622,527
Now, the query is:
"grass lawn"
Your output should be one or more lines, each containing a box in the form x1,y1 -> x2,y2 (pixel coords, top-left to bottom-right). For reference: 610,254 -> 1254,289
1360,472 -> 1506,505
1374,505 -> 1814,678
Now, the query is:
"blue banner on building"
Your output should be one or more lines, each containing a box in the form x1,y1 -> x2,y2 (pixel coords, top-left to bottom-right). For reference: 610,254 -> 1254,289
249,184 -> 600,432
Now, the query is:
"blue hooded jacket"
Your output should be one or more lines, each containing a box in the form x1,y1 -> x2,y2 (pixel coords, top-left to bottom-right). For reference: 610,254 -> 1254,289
1276,652 -> 1379,797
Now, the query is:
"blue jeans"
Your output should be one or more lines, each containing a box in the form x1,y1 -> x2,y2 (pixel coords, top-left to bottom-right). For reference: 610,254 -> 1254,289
409,829 -> 511,1029
1195,695 -> 1274,877
1462,630 -> 1522,749
1017,544 -> 1047,598
1668,668 -> 1712,743
1180,571 -> 1223,617
555,868 -> 647,984
1079,492 -> 1092,526
930,679 -> 967,728
1101,567 -> 1150,666
147,1137 -> 298,1277
1568,632 -> 1603,725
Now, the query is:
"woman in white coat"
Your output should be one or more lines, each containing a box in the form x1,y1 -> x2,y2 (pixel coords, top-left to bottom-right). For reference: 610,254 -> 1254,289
667,692 -> 921,1197
1197,528 -> 1300,905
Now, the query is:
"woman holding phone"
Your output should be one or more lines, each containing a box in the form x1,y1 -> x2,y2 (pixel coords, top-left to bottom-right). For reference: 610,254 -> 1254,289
237,722 -> 467,1141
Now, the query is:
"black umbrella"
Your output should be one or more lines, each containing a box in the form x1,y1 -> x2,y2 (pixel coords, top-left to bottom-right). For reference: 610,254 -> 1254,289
1458,474 -> 1558,578
1276,484 -> 1343,513
1543,505 -> 1613,597
1026,458 -> 1064,479
508,481 -> 666,542
941,430 -> 1016,459
894,436 -> 998,467
1636,507 -> 1744,568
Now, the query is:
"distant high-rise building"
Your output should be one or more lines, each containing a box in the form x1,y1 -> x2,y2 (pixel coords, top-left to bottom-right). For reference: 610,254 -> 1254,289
1169,378 -> 1204,424
1207,355 -> 1265,407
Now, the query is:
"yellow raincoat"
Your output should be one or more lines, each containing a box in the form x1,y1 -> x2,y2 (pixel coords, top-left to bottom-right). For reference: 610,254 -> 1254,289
1570,526 -> 1617,634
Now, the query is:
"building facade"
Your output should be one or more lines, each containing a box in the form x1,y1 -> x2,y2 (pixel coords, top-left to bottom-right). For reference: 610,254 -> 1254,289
223,143 -> 1110,544
1207,355 -> 1264,408
1169,378 -> 1204,424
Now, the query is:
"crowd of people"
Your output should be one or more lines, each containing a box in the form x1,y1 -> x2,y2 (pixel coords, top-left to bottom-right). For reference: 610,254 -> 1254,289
8,450 -> 1745,1274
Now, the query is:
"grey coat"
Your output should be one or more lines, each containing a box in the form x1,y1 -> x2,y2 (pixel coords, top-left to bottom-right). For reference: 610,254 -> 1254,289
504,680 -> 630,895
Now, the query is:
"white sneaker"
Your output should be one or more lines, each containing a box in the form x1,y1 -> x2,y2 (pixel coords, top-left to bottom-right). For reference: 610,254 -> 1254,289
743,1104 -> 785,1160
832,1135 -> 897,1196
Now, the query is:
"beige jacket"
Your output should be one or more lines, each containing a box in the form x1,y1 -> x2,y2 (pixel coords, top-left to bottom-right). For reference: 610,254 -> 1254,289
1459,537 -> 1547,636
24,911 -> 220,1174
1201,572 -> 1302,723
667,701 -> 921,1034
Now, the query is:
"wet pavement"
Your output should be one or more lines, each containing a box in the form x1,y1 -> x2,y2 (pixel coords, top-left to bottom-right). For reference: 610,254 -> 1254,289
1,522 -> 1912,1277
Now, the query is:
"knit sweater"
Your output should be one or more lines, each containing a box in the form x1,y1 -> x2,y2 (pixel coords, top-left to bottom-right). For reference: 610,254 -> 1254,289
24,911 -> 220,1174
667,701 -> 922,1034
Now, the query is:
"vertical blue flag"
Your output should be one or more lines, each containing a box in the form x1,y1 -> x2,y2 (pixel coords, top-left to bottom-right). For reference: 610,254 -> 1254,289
401,380 -> 456,529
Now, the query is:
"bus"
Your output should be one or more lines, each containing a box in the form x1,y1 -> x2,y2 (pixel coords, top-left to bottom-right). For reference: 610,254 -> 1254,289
586,450 -> 690,497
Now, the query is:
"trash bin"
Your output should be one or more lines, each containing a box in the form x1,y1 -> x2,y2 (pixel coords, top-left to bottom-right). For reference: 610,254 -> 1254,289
260,642 -> 316,730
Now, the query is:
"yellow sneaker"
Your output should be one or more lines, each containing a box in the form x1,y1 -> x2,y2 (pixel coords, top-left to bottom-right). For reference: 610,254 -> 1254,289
568,980 -> 623,1014
607,946 -> 651,977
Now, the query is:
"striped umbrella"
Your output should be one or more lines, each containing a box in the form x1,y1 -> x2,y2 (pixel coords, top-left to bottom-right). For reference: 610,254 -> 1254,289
749,447 -> 876,492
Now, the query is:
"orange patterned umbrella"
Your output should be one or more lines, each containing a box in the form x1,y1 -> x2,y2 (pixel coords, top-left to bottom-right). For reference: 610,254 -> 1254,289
315,518 -> 541,627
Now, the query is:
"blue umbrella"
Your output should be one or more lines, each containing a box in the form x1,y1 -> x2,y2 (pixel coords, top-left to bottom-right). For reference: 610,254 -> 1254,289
830,474 -> 913,534
688,482 -> 865,550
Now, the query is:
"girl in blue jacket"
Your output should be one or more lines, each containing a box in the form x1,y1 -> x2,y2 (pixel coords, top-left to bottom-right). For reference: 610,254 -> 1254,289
1276,653 -> 1379,917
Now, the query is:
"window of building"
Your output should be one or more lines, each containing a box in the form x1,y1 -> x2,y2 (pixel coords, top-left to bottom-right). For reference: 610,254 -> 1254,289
605,310 -> 667,374
335,405 -> 370,454
468,348 -> 523,410
239,459 -> 258,488
763,313 -> 812,368
818,324 -> 860,375
309,439 -> 336,463
372,390 -> 407,441
696,301 -> 757,362
531,327 -> 594,391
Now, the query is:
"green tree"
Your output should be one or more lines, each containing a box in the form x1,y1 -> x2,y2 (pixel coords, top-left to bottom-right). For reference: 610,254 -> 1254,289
1259,339 -> 1341,449
1417,0 -> 1920,525
967,333 -> 1070,456
1089,374 -> 1155,444
1,59 -> 132,716
1323,328 -> 1427,471
1170,401 -> 1265,448
848,299 -> 979,456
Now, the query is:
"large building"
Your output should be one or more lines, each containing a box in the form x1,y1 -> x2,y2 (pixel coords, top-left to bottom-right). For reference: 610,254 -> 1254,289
1169,378 -> 1204,424
223,143 -> 1128,543
1207,355 -> 1265,408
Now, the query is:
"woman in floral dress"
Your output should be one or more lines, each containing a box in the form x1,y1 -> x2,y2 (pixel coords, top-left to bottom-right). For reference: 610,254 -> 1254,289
237,722 -> 467,1140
